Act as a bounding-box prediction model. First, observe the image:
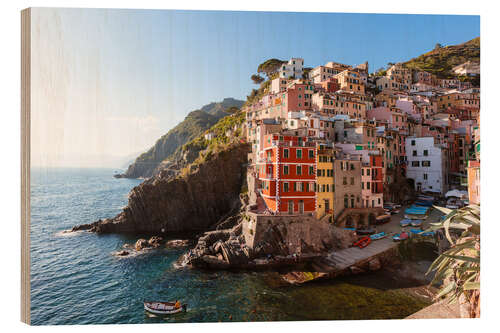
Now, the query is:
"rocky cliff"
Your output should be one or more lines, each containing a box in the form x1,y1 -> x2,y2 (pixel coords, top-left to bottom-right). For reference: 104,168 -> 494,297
118,98 -> 244,179
75,143 -> 250,234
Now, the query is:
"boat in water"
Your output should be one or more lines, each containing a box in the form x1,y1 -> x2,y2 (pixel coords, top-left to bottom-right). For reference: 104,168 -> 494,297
144,301 -> 187,315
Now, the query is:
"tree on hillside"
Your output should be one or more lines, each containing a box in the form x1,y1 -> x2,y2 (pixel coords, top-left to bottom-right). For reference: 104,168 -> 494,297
257,58 -> 286,78
225,106 -> 240,114
251,74 -> 265,84
435,43 -> 443,50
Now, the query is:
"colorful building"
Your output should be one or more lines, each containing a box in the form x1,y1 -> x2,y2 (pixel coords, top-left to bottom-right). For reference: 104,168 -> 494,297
315,144 -> 336,219
362,154 -> 384,208
257,134 -> 317,214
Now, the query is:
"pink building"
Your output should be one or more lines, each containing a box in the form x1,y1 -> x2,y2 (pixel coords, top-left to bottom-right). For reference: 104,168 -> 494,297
367,106 -> 408,130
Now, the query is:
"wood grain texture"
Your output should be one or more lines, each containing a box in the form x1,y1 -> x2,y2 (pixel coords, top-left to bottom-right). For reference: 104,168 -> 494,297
21,7 -> 31,325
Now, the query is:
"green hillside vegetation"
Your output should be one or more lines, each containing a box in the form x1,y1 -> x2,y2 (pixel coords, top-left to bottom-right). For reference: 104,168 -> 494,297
123,98 -> 244,178
178,109 -> 246,178
404,37 -> 480,79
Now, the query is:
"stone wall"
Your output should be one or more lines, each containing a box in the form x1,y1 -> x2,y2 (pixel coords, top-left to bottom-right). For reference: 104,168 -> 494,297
242,212 -> 355,254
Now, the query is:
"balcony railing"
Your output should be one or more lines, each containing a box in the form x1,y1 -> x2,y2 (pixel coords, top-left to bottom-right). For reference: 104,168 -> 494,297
271,140 -> 316,147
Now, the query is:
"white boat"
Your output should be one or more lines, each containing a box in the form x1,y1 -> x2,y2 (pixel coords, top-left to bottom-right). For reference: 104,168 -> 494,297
144,301 -> 187,315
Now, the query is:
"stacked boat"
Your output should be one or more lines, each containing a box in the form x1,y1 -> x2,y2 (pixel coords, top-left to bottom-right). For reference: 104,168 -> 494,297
404,205 -> 430,220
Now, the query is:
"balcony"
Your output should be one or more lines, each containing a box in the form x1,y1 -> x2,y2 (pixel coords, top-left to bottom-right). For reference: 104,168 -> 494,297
271,140 -> 316,148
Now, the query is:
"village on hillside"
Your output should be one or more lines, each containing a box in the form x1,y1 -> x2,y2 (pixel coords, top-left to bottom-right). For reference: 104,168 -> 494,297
242,57 -> 480,228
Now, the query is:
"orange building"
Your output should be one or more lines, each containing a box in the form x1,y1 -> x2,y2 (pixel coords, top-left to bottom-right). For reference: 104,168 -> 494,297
257,134 -> 317,214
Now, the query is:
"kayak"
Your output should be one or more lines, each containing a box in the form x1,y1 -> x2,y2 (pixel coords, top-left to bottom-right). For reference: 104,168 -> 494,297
353,236 -> 371,249
370,232 -> 386,240
421,231 -> 436,237
144,301 -> 187,315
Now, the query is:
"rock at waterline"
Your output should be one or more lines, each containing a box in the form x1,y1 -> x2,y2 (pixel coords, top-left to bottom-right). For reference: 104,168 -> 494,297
165,239 -> 190,248
116,250 -> 129,256
135,239 -> 149,251
148,236 -> 163,248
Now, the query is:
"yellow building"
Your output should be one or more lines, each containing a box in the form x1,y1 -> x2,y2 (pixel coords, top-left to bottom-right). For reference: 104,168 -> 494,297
316,144 -> 335,220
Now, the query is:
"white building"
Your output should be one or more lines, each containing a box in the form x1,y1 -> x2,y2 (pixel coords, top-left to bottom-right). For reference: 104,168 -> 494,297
279,58 -> 304,79
452,61 -> 480,76
405,137 -> 448,194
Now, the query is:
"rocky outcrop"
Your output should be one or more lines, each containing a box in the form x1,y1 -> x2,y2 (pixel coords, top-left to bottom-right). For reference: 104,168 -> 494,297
75,143 -> 250,234
135,239 -> 149,251
184,216 -> 355,270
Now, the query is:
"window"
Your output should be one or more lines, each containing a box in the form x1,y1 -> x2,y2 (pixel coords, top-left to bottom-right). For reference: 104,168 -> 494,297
412,161 -> 420,167
296,149 -> 302,159
284,165 -> 289,175
350,177 -> 354,185
422,161 -> 431,167
343,177 -> 347,185
423,150 -> 429,156
308,149 -> 314,158
296,165 -> 302,175
361,182 -> 364,190
350,163 -> 355,170
367,182 -> 370,190
283,182 -> 289,192
367,169 -> 370,176
411,140 -> 416,146
361,169 -> 364,176
344,195 -> 348,208
309,166 -> 314,175
283,149 -> 289,158
423,173 -> 428,180
413,150 -> 417,156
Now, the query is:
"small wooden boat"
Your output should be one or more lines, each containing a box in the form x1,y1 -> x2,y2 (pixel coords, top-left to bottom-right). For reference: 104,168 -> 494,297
370,232 -> 386,240
410,219 -> 423,227
375,214 -> 391,224
392,232 -> 409,242
421,231 -> 436,237
409,228 -> 422,235
400,219 -> 412,227
353,236 -> 371,249
144,301 -> 187,315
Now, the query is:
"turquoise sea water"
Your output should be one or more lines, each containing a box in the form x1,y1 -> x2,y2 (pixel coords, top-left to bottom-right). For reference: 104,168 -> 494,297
30,168 -> 430,325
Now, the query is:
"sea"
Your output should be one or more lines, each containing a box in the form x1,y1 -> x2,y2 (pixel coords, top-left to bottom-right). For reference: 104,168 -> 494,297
30,168 -> 431,325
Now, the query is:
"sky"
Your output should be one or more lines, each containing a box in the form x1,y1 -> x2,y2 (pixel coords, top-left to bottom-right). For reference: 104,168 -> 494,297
31,8 -> 480,168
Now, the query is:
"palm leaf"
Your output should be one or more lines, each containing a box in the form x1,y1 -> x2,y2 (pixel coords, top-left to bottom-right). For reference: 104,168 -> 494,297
463,282 -> 480,290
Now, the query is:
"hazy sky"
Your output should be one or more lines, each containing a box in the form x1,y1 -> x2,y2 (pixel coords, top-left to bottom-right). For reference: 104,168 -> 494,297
31,8 -> 479,168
